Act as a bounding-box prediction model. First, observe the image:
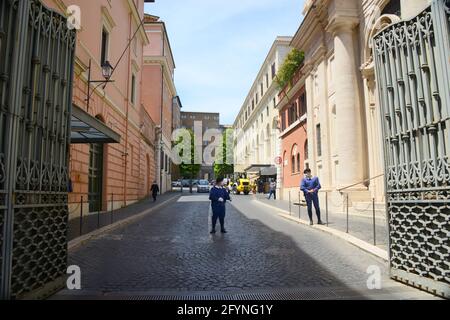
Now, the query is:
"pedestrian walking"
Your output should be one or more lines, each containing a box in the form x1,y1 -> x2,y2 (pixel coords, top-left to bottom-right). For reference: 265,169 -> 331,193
209,177 -> 231,234
150,181 -> 160,202
268,180 -> 277,200
300,169 -> 324,225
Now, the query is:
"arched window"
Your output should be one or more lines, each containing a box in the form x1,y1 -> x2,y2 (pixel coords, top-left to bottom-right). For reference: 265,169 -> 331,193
291,144 -> 298,174
291,155 -> 295,174
304,140 -> 309,160
297,153 -> 300,173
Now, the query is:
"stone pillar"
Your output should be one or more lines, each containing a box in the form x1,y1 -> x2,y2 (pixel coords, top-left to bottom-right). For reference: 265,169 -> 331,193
329,19 -> 365,190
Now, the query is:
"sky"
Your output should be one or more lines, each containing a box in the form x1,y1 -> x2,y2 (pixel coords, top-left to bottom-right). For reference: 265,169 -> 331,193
144,0 -> 306,125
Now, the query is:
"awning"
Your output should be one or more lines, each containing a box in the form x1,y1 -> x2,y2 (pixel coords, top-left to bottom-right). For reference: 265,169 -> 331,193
244,164 -> 276,176
71,105 -> 121,144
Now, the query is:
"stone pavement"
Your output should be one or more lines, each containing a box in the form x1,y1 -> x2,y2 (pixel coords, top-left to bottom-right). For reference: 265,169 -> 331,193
53,194 -> 437,300
68,191 -> 181,241
254,193 -> 388,251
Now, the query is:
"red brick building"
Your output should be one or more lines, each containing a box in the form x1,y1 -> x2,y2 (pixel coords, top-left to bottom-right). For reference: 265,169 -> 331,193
277,67 -> 308,200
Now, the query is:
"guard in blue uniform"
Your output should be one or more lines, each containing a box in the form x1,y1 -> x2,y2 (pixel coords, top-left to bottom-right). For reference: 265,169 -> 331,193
300,168 -> 324,226
209,177 -> 231,234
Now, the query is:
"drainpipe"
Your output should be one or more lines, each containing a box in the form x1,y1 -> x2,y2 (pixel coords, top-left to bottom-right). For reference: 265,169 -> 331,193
159,32 -> 165,193
123,12 -> 133,206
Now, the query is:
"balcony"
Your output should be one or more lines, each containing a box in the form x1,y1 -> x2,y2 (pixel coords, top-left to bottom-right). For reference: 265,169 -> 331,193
278,64 -> 305,102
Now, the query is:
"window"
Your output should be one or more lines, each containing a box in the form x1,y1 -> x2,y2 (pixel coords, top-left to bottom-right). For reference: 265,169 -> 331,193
273,97 -> 276,108
266,106 -> 269,117
291,155 -> 295,174
101,28 -> 109,65
297,154 -> 300,173
288,102 -> 298,126
299,92 -> 307,117
304,140 -> 309,160
260,83 -> 264,96
316,124 -> 322,157
256,93 -> 259,105
252,100 -> 255,110
131,74 -> 136,105
266,74 -> 269,88
281,111 -> 286,131
271,63 -> 276,79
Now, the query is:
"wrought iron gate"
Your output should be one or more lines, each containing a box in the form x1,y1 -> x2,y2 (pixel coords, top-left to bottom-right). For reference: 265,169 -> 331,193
0,0 -> 76,299
374,0 -> 449,298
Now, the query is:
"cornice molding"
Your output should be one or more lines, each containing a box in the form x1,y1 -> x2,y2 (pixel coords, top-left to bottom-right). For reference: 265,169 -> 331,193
143,56 -> 177,96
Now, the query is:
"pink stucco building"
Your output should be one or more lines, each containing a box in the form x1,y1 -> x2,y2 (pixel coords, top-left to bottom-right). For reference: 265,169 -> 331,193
40,0 -> 178,219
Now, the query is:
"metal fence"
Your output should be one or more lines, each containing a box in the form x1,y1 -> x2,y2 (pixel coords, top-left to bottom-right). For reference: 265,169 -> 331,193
0,0 -> 76,299
374,0 -> 450,297
282,190 -> 388,250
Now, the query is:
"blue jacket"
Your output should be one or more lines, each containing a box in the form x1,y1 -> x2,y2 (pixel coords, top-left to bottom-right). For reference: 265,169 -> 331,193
209,186 -> 231,215
300,176 -> 321,197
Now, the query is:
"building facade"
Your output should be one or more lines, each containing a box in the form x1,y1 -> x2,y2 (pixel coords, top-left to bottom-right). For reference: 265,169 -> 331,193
41,0 -> 163,220
143,14 -> 179,194
284,0 -> 431,212
233,37 -> 292,186
277,68 -> 308,200
180,111 -> 221,180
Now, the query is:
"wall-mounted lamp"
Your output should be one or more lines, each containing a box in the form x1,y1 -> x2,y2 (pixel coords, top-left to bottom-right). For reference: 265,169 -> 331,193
85,59 -> 115,112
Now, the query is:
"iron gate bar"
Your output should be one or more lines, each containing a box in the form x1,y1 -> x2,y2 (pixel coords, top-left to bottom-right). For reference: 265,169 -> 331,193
374,0 -> 450,298
0,0 -> 76,299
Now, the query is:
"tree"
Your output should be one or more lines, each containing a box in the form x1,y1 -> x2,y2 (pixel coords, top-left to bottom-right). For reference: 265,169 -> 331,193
174,128 -> 201,193
213,128 -> 234,179
275,48 -> 305,89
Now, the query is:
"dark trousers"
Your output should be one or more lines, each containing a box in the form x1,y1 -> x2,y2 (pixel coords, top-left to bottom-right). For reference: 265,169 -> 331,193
152,193 -> 157,202
305,193 -> 321,222
212,211 -> 225,230
268,190 -> 276,200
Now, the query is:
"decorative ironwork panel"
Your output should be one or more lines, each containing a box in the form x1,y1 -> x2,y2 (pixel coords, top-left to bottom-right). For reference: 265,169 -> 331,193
0,0 -> 76,299
374,0 -> 450,298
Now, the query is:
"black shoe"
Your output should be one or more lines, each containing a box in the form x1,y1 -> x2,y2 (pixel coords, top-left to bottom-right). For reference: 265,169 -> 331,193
210,230 -> 216,234
221,229 -> 227,234
317,221 -> 325,225
309,221 -> 314,226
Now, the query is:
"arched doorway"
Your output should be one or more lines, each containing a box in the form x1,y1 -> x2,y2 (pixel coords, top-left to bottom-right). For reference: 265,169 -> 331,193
88,115 -> 105,212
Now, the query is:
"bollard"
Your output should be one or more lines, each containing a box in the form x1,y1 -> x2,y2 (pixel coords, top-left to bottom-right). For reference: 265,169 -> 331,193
346,194 -> 349,233
326,191 -> 329,227
289,190 -> 291,215
80,196 -> 83,236
111,193 -> 114,224
298,192 -> 301,219
97,201 -> 100,229
373,198 -> 376,246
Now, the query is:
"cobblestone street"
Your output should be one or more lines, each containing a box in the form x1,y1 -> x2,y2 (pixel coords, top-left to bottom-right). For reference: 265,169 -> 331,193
54,194 -> 437,300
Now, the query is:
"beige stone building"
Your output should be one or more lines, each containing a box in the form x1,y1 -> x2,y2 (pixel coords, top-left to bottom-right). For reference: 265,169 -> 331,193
233,37 -> 292,184
291,0 -> 430,213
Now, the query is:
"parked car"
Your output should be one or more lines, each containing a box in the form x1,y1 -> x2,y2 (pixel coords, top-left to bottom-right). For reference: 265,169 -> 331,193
172,180 -> 181,187
197,180 -> 210,193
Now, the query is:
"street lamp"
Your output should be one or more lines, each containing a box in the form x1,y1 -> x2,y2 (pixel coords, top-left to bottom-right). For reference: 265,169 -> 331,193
101,61 -> 113,80
85,59 -> 115,112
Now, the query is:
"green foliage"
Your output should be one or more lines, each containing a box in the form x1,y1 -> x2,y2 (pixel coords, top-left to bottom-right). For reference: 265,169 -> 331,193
213,128 -> 234,178
174,128 -> 201,179
275,48 -> 305,89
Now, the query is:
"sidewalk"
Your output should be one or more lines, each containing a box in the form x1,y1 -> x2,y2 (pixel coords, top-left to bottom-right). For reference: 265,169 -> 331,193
68,192 -> 181,241
253,193 -> 388,252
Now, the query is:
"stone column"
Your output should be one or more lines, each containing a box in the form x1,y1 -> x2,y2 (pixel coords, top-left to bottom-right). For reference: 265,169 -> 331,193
329,19 -> 365,190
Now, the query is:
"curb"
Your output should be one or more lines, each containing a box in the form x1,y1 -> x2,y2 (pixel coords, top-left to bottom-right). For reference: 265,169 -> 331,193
253,199 -> 389,262
68,194 -> 181,251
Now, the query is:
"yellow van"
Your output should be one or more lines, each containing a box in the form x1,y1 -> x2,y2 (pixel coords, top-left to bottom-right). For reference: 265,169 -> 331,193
236,178 -> 251,195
